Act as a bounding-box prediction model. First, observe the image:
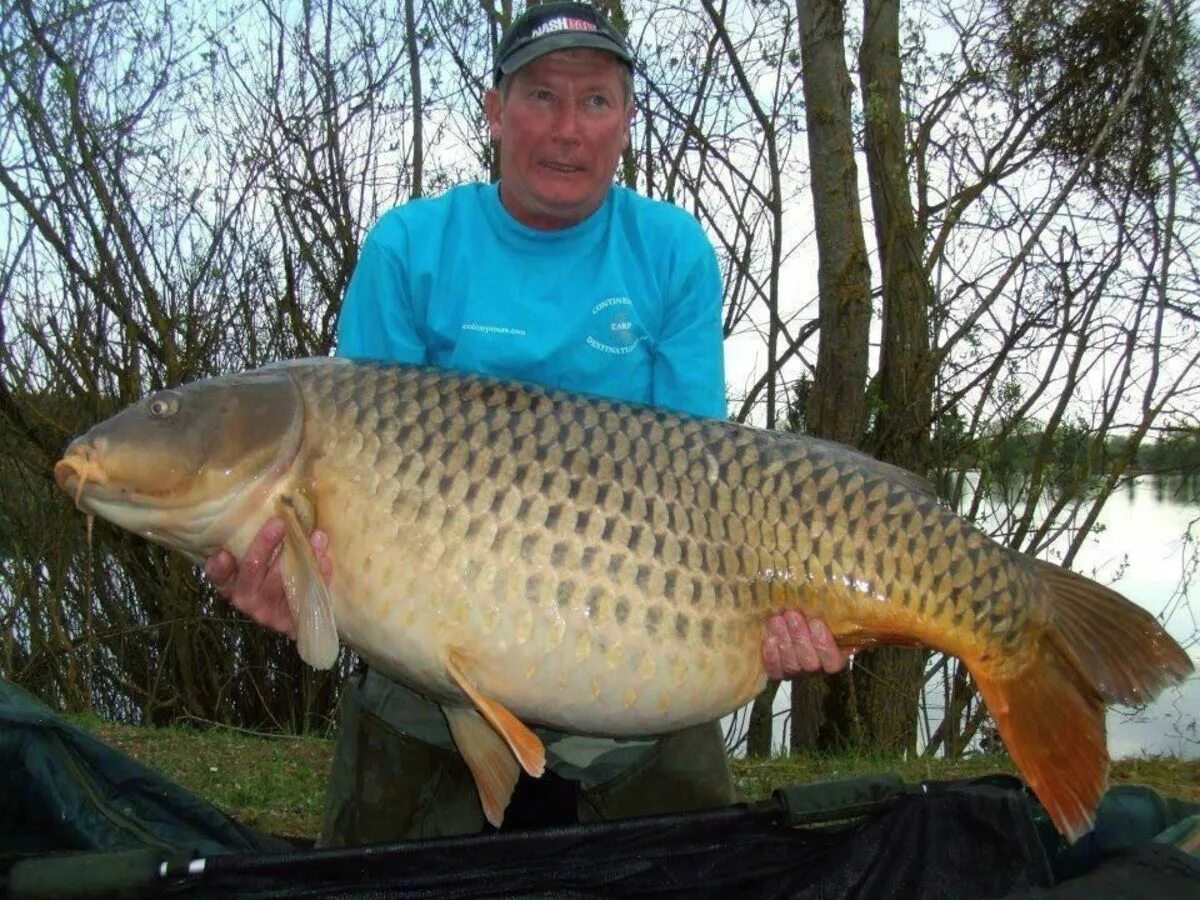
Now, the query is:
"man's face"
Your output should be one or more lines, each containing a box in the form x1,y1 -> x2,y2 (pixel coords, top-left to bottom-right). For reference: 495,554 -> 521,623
485,49 -> 632,231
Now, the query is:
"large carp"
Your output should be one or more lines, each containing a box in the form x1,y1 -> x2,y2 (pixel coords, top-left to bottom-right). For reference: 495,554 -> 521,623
54,358 -> 1192,840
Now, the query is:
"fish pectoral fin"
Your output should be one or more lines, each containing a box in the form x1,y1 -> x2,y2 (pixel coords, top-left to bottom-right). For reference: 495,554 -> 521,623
443,705 -> 521,828
278,495 -> 339,670
444,648 -> 546,779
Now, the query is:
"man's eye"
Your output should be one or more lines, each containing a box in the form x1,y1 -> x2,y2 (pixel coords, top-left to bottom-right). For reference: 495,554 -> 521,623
532,89 -> 553,101
585,94 -> 610,109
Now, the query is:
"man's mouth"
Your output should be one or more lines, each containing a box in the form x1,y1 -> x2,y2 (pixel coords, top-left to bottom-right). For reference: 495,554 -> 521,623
540,161 -> 585,174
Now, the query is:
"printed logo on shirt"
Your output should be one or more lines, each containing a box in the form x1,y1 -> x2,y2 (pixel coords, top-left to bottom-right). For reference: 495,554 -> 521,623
462,321 -> 527,338
586,296 -> 647,355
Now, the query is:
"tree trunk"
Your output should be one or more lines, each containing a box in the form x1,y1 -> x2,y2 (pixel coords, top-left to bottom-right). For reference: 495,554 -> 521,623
789,676 -> 829,752
745,680 -> 780,757
852,0 -> 937,755
860,0 -> 933,469
791,0 -> 874,752
798,0 -> 872,448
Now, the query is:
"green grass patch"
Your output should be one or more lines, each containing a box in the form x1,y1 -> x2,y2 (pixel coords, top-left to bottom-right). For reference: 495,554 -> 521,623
71,716 -> 1200,841
81,717 -> 333,839
730,751 -> 1021,802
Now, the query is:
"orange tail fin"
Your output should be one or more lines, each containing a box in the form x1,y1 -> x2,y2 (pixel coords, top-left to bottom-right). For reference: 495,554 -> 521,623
974,560 -> 1193,843
973,641 -> 1106,842
1036,563 -> 1192,706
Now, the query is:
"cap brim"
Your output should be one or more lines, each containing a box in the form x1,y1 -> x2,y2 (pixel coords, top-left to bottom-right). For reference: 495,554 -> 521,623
497,33 -> 633,79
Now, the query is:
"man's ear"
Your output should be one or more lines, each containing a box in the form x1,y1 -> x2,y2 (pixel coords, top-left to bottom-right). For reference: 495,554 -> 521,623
485,88 -> 503,139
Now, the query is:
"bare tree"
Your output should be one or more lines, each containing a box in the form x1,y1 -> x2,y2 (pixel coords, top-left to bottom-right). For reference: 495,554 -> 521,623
1,0 -> 1196,764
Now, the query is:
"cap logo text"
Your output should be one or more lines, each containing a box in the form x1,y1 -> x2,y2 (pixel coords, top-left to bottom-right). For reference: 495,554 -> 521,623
530,16 -> 599,39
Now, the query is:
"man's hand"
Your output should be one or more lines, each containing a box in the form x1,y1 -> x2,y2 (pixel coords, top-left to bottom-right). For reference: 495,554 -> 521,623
762,610 -> 847,680
203,519 -> 332,639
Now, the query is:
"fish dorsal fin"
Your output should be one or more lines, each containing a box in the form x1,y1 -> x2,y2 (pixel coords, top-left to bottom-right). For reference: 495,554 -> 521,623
444,648 -> 546,779
278,493 -> 339,669
443,705 -> 522,828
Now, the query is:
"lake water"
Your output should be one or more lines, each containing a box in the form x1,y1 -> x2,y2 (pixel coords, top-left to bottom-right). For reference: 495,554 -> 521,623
726,476 -> 1200,760
1075,477 -> 1199,759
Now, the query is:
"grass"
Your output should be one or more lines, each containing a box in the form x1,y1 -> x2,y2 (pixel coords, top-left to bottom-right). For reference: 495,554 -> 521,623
80,716 -> 333,839
730,749 -> 1024,801
72,715 -> 1200,841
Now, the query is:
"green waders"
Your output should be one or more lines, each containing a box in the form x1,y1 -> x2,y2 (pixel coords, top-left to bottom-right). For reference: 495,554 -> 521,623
318,667 -> 736,845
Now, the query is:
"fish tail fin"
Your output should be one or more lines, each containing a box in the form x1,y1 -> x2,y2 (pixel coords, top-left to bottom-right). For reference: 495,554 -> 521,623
973,561 -> 1193,843
973,642 -> 1106,842
1036,561 -> 1193,706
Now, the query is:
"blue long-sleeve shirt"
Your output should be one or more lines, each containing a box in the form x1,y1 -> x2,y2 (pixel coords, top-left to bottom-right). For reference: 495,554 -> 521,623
336,182 -> 725,419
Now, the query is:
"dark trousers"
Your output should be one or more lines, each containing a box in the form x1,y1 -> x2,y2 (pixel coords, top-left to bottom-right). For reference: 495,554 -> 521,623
318,668 -> 737,845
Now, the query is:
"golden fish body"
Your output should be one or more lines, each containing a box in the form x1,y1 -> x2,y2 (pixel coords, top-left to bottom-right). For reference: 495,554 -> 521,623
314,364 -> 1007,732
54,358 -> 1193,839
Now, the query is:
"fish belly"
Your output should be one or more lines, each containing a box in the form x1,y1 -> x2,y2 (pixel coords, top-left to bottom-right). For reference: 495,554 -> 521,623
323,505 -> 767,736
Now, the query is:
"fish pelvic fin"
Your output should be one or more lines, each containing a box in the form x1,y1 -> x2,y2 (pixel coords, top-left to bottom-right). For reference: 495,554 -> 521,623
444,649 -> 546,780
443,705 -> 521,828
278,494 -> 339,669
1035,560 -> 1194,705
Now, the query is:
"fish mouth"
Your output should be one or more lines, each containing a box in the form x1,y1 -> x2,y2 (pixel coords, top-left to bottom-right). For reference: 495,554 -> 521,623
54,449 -> 109,547
55,445 -> 193,509
55,447 -> 213,556
54,449 -> 110,510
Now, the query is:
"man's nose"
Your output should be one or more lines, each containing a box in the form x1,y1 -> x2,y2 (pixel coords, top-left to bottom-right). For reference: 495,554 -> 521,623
551,104 -> 582,143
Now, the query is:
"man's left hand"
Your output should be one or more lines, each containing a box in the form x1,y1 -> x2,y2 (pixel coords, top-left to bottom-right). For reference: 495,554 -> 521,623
762,611 -> 848,679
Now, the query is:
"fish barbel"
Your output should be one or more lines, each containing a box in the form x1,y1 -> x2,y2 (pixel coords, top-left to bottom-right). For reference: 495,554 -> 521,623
53,358 -> 1192,840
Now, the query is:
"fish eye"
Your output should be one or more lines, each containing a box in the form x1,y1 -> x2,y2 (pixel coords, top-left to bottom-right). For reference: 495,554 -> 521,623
147,391 -> 181,419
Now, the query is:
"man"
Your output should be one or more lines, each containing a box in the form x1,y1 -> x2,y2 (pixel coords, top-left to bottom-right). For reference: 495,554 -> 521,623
206,2 -> 847,844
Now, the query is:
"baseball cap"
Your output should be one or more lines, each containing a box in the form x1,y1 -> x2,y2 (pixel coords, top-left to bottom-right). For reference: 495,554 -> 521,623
492,2 -> 633,84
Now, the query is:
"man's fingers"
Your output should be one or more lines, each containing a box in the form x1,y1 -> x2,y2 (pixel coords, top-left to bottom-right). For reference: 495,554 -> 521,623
768,613 -> 802,676
204,550 -> 236,594
761,611 -> 850,678
763,634 -> 784,681
202,518 -> 302,640
257,567 -> 297,638
808,618 -> 847,673
228,518 -> 290,630
237,518 -> 286,588
783,610 -> 820,672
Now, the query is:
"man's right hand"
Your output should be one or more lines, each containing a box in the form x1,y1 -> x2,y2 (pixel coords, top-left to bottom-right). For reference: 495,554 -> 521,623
204,519 -> 332,639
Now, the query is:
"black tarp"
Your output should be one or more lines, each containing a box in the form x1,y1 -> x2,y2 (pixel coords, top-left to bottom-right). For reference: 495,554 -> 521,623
2,678 -> 1198,900
0,679 -> 293,861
